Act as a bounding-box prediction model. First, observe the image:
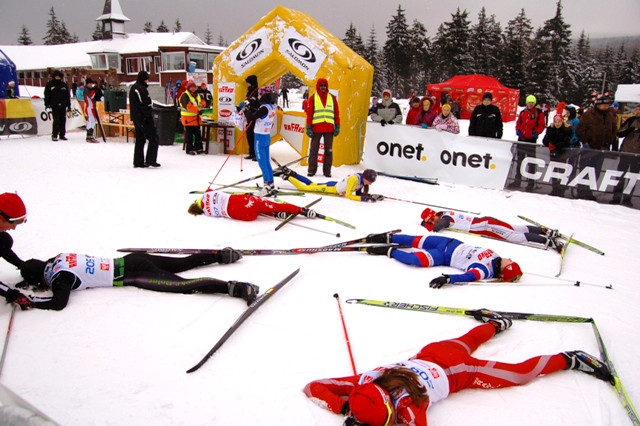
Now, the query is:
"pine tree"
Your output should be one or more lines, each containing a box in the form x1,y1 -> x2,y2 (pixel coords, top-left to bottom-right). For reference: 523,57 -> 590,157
573,32 -> 600,104
598,45 -> 616,92
612,44 -> 628,87
156,20 -> 169,33
280,72 -> 303,90
343,23 -> 366,57
620,48 -> 640,84
383,5 -> 411,96
432,8 -> 474,81
143,22 -> 153,33
526,28 -> 555,103
174,19 -> 182,32
92,23 -> 103,40
59,21 -> 73,44
406,19 -> 431,96
43,6 -> 62,45
471,8 -> 503,77
217,33 -> 228,47
204,25 -> 213,45
17,25 -> 33,45
365,25 -> 384,96
500,9 -> 533,103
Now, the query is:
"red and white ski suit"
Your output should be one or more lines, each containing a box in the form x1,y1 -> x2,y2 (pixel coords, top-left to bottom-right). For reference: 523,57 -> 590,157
304,323 -> 567,425
200,190 -> 301,221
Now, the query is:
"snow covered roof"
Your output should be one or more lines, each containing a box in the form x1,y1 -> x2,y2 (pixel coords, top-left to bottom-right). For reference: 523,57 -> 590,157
0,33 -> 221,71
96,0 -> 130,22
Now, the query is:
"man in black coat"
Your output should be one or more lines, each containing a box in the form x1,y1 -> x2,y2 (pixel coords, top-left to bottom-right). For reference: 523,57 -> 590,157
43,70 -> 71,141
129,71 -> 160,168
468,92 -> 503,139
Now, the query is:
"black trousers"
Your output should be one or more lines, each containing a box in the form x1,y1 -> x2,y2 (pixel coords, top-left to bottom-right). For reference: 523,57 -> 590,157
122,253 -> 227,294
308,132 -> 334,176
184,125 -> 203,153
133,119 -> 159,166
51,106 -> 67,138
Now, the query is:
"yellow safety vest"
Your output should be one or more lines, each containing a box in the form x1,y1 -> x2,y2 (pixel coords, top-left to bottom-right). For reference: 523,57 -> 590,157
312,93 -> 335,125
181,91 -> 201,117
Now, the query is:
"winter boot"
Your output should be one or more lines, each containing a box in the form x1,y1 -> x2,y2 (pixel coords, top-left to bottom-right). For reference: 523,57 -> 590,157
228,281 -> 260,306
86,128 -> 98,143
366,245 -> 395,257
562,351 -> 614,384
472,309 -> 512,333
218,247 -> 243,264
366,232 -> 393,244
302,208 -> 317,218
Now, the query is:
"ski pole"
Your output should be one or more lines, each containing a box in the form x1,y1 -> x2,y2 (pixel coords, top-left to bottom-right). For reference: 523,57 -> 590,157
0,305 -> 17,379
524,271 -> 613,289
334,293 -> 357,375
382,196 -> 480,215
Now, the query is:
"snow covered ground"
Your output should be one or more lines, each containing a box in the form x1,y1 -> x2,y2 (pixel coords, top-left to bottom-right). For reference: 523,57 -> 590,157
0,92 -> 639,425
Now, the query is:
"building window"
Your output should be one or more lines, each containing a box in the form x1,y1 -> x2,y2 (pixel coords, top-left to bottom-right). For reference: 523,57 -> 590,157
207,53 -> 217,72
90,54 -> 121,72
154,56 -> 161,73
188,52 -> 206,71
126,57 -> 152,75
162,52 -> 185,71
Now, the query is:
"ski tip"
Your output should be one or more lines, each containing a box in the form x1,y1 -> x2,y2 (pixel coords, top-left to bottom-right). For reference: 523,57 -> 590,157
345,299 -> 361,304
336,233 -> 341,238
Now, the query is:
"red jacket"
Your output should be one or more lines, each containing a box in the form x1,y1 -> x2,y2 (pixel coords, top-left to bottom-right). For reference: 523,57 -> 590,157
516,107 -> 546,140
306,78 -> 340,133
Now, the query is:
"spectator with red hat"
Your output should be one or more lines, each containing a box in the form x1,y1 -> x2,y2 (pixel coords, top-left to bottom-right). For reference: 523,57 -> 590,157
197,82 -> 212,108
276,167 -> 383,202
419,208 -> 562,251
180,81 -> 207,155
305,311 -> 613,426
0,192 -> 27,270
363,232 -> 524,286
370,89 -> 402,127
305,77 -> 341,178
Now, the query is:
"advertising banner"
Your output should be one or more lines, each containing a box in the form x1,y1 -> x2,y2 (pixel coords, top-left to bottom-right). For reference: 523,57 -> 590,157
278,26 -> 327,80
217,82 -> 236,150
229,27 -> 273,76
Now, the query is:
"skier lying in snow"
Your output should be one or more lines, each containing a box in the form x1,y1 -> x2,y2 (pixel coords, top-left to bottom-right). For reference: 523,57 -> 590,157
365,232 -> 523,287
0,249 -> 258,311
420,208 -> 564,252
304,310 -> 614,426
187,190 -> 316,221
276,167 -> 383,202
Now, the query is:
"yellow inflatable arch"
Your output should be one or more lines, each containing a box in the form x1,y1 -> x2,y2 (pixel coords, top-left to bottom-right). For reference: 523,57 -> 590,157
212,5 -> 373,166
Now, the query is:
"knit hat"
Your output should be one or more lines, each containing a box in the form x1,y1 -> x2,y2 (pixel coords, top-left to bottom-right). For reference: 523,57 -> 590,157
349,383 -> 393,426
482,92 -> 493,100
526,95 -> 537,104
441,103 -> 451,111
421,208 -> 436,223
362,169 -> 377,183
0,192 -> 27,223
200,82 -> 207,88
612,102 -> 620,108
553,114 -> 563,122
245,75 -> 258,87
186,81 -> 197,90
411,96 -> 420,104
258,85 -> 274,97
19,259 -> 47,286
382,89 -> 392,97
502,261 -> 523,282
136,70 -> 150,83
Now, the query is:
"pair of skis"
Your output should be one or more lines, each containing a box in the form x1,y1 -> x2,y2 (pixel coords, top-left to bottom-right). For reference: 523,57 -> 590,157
348,298 -> 639,425
518,215 -> 605,256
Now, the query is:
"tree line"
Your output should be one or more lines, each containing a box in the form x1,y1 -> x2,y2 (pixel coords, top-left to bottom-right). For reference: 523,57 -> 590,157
342,2 -> 640,105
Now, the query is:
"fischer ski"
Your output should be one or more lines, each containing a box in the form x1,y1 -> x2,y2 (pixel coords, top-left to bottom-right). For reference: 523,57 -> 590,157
517,215 -> 605,256
555,234 -> 573,277
118,230 -> 402,257
448,228 -> 549,251
186,268 -> 300,373
314,212 -> 356,229
383,196 -> 480,215
591,321 -> 640,425
209,156 -> 308,192
377,171 -> 438,185
275,198 -> 322,231
345,299 -> 594,323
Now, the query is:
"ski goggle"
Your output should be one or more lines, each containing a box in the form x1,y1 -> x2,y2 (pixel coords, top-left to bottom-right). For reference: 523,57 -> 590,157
0,210 -> 27,224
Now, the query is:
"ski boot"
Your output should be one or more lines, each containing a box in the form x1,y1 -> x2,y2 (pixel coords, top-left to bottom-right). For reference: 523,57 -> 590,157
550,237 -> 564,253
562,350 -> 614,385
366,245 -> 395,257
544,228 -> 559,239
228,281 -> 260,306
302,208 -> 317,218
365,232 -> 394,244
258,183 -> 277,197
472,309 -> 512,333
274,211 -> 290,220
273,166 -> 295,181
218,247 -> 243,264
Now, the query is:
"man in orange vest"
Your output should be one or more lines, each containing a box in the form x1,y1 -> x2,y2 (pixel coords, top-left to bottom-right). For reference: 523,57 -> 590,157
180,81 -> 206,155
305,78 -> 340,178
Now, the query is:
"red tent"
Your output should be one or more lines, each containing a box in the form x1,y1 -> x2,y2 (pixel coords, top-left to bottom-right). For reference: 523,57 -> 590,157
427,74 -> 520,122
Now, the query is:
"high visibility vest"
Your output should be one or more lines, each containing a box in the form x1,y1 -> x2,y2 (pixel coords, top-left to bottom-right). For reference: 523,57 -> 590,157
312,93 -> 335,125
180,91 -> 201,117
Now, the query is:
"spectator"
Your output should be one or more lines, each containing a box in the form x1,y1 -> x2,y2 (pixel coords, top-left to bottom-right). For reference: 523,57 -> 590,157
468,92 -> 502,139
197,82 -> 213,108
368,96 -> 378,116
511,95 -> 546,190
575,92 -> 617,200
44,70 -> 71,142
405,96 -> 421,125
172,80 -> 182,106
280,86 -> 289,108
0,192 -> 27,271
180,81 -> 206,155
417,97 -> 437,128
305,78 -> 340,178
5,81 -> 17,98
432,103 -> 460,134
543,114 -> 573,196
129,70 -> 160,168
83,78 -> 103,143
75,82 -> 85,111
238,75 -> 260,160
611,105 -> 640,206
565,106 -> 581,148
370,89 -> 402,126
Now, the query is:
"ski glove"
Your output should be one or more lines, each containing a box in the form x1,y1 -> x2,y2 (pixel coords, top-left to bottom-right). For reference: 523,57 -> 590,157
237,101 -> 246,109
306,125 -> 314,137
532,132 -> 539,139
387,120 -> 394,125
4,288 -> 24,303
379,120 -> 387,126
4,289 -> 34,310
429,274 -> 451,289
361,194 -> 382,203
333,124 -> 340,137
516,130 -> 522,137
421,123 -> 428,129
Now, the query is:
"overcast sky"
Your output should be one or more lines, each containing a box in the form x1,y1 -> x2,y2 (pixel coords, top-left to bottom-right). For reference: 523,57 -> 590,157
1,0 -> 640,46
